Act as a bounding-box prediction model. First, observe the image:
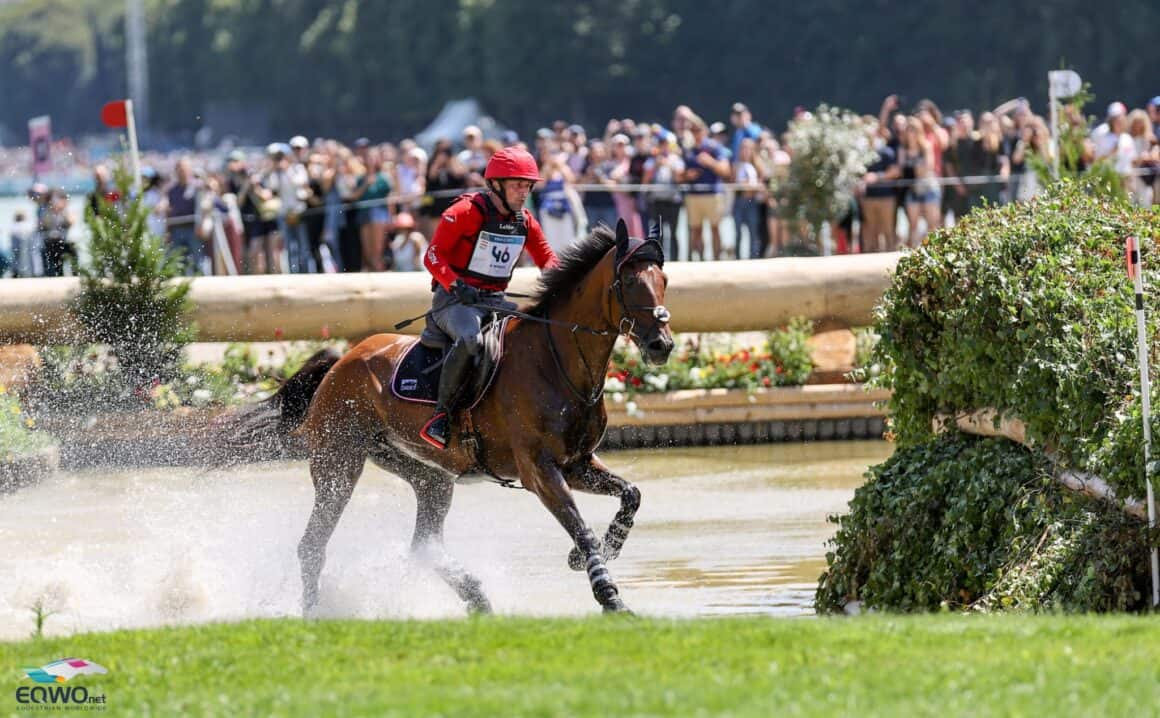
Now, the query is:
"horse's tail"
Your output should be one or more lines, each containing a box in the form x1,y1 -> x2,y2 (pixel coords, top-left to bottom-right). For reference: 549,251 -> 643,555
203,347 -> 342,466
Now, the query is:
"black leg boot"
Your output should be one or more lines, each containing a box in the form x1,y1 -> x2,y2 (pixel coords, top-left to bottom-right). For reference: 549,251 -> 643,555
420,341 -> 475,449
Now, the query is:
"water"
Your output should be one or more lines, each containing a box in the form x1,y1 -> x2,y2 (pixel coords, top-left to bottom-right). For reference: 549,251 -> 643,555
0,441 -> 891,639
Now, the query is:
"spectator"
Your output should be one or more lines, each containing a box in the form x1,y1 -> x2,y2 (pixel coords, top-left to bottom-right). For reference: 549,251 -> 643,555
682,118 -> 731,260
1127,109 -> 1158,207
141,167 -> 169,240
9,209 -> 41,278
731,138 -> 764,259
166,156 -> 204,275
642,132 -> 685,260
729,102 -> 762,161
1013,116 -> 1053,201
419,139 -> 468,240
457,125 -> 488,187
264,142 -> 312,273
859,126 -> 901,252
899,116 -> 941,247
537,151 -> 583,254
580,140 -> 619,232
387,210 -> 426,272
608,133 -> 643,237
352,150 -> 393,271
336,148 -> 366,272
41,188 -> 75,277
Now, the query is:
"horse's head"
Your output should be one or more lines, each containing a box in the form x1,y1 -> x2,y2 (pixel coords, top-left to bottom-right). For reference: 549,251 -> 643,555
611,219 -> 674,365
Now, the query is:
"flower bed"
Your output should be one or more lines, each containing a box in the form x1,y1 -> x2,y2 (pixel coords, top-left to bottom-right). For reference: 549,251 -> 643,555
605,318 -> 817,397
0,383 -> 58,492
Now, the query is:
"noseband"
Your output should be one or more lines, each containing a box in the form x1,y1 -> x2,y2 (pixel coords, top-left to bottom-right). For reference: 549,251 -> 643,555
546,237 -> 671,406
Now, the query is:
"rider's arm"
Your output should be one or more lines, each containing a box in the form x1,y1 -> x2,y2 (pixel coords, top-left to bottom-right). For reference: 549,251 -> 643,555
522,213 -> 559,270
424,199 -> 483,291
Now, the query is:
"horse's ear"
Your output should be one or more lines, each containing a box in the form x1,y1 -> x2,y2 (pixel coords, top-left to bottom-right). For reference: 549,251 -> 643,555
615,218 -> 629,259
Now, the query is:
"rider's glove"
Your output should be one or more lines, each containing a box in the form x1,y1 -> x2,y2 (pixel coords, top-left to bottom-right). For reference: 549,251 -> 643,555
452,278 -> 480,305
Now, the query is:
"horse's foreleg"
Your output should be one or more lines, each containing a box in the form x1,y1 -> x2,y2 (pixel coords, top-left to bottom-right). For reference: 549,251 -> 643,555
519,452 -> 628,613
299,448 -> 364,617
408,473 -> 492,614
564,455 -> 641,571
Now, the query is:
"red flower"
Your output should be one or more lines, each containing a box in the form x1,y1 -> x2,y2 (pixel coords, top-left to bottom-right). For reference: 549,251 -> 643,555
749,362 -> 760,372
775,365 -> 784,374
274,327 -> 284,340
738,350 -> 750,362
630,376 -> 643,387
762,376 -> 772,387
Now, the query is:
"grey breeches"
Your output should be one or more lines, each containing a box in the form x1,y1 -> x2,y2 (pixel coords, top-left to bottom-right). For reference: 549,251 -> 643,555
430,286 -> 516,355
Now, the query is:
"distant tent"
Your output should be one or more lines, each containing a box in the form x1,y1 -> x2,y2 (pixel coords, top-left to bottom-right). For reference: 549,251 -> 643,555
414,98 -> 508,150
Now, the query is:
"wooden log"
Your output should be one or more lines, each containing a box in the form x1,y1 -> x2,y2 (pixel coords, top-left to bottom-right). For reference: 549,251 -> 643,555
947,410 -> 1146,521
0,253 -> 900,343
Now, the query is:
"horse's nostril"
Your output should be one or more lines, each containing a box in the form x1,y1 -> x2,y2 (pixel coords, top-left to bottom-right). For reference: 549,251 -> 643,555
647,339 -> 670,354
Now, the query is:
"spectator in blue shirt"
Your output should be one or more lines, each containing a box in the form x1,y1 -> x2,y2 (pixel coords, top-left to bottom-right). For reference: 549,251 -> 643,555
730,103 -> 763,161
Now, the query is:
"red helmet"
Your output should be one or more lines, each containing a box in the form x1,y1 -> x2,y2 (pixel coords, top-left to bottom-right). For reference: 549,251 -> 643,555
484,147 -> 542,182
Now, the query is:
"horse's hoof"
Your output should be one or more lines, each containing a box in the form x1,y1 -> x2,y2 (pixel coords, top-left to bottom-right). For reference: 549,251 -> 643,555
602,599 -> 632,615
567,547 -> 585,571
467,597 -> 493,615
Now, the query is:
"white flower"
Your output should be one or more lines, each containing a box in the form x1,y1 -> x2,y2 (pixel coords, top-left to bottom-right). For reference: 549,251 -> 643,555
625,401 -> 642,417
611,392 -> 625,404
605,377 -> 626,393
191,389 -> 213,405
644,374 -> 669,391
186,375 -> 200,385
689,367 -> 703,381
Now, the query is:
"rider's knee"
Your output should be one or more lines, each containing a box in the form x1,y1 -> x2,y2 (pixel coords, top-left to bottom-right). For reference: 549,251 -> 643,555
456,334 -> 483,357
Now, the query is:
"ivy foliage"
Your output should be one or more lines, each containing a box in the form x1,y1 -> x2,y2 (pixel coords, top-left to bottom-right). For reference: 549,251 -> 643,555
869,180 -> 1159,500
821,180 -> 1160,613
816,433 -> 1152,613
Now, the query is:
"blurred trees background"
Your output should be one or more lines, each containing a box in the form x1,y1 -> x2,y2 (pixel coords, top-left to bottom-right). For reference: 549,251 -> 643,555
1,0 -> 1156,144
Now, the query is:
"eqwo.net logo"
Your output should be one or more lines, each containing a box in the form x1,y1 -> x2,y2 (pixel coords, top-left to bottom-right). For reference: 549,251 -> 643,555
16,658 -> 107,709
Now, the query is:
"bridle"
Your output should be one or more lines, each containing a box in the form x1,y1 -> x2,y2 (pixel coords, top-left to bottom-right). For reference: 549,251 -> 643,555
546,236 -> 671,406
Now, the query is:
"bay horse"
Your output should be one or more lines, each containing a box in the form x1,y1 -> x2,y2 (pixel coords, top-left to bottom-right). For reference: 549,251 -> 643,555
234,220 -> 672,614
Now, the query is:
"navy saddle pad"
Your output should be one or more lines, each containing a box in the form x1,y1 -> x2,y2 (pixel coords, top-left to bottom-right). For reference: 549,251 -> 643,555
390,316 -> 510,406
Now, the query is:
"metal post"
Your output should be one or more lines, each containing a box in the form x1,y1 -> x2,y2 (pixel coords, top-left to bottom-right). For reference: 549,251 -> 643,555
1128,235 -> 1160,607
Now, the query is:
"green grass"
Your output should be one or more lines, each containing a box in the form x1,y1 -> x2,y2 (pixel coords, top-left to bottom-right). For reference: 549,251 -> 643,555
2,615 -> 1158,717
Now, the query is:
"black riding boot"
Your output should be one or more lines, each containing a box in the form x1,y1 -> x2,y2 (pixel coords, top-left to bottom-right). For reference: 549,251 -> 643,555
420,341 -> 475,449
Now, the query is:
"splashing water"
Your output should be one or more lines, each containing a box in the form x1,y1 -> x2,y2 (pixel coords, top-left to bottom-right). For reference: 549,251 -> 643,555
0,442 -> 891,639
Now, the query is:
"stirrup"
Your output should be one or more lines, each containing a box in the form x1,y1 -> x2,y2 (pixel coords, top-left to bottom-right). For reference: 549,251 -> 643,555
420,410 -> 450,449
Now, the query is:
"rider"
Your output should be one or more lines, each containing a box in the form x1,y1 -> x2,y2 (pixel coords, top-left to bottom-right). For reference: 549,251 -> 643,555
419,146 -> 559,449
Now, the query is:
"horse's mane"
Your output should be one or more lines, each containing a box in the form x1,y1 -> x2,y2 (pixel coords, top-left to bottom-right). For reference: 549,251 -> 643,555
523,224 -> 617,316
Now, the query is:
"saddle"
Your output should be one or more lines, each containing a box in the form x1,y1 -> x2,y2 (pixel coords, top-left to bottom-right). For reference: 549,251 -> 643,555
390,314 -> 511,410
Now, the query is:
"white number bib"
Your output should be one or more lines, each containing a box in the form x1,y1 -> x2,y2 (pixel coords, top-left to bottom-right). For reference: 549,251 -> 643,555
466,230 -> 525,280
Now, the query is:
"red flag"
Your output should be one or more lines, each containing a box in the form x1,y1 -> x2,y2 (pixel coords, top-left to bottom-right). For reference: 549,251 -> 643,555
100,100 -> 129,128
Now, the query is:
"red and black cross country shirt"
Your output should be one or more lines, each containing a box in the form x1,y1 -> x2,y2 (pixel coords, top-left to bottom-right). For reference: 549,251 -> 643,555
424,192 -> 558,293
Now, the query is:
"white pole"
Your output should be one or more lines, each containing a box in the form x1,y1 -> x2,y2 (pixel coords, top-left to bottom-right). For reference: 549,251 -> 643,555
1049,89 -> 1060,180
125,99 -> 142,195
1128,236 -> 1160,607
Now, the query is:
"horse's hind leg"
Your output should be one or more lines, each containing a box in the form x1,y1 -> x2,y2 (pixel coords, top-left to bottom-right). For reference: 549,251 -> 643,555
298,447 -> 366,616
564,455 -> 641,571
401,464 -> 491,614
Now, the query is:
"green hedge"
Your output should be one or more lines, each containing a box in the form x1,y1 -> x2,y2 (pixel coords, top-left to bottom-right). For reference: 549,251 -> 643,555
817,433 -> 1152,613
820,181 -> 1160,613
873,181 -> 1160,499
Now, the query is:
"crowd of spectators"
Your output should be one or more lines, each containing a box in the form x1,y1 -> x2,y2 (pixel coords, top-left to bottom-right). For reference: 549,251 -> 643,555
3,93 -> 1159,278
